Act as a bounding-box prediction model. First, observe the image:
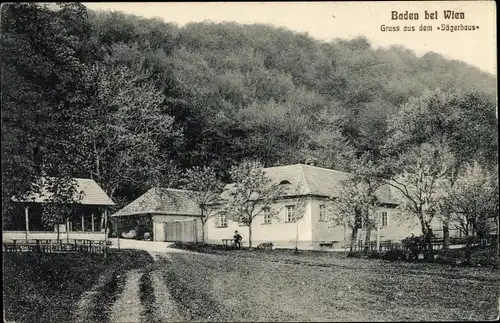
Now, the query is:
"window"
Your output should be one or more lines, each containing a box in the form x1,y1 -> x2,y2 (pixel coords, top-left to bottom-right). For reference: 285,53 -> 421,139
216,214 -> 227,228
262,208 -> 272,224
285,205 -> 296,223
381,212 -> 388,227
319,205 -> 326,222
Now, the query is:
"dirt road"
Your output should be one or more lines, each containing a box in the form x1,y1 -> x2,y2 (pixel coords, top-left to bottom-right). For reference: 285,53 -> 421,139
70,243 -> 499,322
72,244 -> 191,323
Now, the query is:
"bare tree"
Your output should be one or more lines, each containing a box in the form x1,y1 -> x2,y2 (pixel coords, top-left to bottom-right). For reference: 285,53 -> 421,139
442,162 -> 498,263
180,166 -> 224,244
384,142 -> 455,259
327,155 -> 383,251
220,161 -> 285,248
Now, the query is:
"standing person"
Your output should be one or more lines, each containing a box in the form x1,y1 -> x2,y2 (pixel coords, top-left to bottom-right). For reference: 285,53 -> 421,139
233,230 -> 242,249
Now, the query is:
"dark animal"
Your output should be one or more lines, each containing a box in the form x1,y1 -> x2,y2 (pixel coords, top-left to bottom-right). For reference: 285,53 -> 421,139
257,242 -> 273,250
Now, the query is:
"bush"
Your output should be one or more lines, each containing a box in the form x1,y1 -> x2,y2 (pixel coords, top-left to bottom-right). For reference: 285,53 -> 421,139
346,251 -> 362,258
381,249 -> 408,262
367,251 -> 382,259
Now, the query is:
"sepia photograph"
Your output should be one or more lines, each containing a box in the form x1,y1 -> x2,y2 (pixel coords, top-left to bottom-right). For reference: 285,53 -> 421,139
1,1 -> 498,322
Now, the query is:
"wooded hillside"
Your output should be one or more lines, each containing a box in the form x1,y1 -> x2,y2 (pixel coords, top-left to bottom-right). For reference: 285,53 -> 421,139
1,4 -> 497,216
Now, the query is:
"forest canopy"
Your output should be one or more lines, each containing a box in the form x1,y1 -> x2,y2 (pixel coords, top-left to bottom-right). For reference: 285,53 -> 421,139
1,3 -> 497,217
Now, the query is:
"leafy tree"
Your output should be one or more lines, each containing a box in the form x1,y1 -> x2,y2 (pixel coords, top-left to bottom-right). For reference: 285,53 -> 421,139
78,62 -> 182,199
383,142 -> 455,259
220,161 -> 285,248
1,3 -> 91,224
327,154 -> 383,251
179,166 -> 224,244
442,162 -> 499,262
385,90 -> 497,168
385,89 -> 498,247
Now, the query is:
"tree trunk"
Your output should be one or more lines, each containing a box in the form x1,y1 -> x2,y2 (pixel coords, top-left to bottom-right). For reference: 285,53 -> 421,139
248,221 -> 252,249
497,213 -> 499,258
350,227 -> 358,251
422,225 -> 433,261
418,216 -> 433,260
201,220 -> 206,245
364,222 -> 372,252
295,220 -> 299,253
200,209 -> 206,244
465,236 -> 472,264
443,220 -> 450,250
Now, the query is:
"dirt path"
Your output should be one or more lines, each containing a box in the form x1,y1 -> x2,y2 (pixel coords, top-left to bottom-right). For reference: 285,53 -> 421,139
72,248 -> 190,323
109,269 -> 145,323
147,251 -> 187,322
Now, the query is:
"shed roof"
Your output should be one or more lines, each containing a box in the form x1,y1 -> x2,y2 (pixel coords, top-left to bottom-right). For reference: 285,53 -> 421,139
12,177 -> 115,206
111,188 -> 201,217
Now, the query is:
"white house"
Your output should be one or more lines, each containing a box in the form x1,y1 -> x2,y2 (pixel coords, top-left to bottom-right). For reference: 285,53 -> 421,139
206,163 -> 405,250
114,162 -> 469,250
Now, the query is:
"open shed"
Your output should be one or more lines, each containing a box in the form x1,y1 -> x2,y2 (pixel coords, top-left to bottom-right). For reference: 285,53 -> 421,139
5,177 -> 115,242
111,188 -> 202,242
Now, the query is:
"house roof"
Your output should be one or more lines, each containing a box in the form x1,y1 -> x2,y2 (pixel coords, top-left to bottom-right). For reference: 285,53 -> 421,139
111,188 -> 201,217
224,164 -> 397,205
113,164 -> 398,218
12,177 -> 115,206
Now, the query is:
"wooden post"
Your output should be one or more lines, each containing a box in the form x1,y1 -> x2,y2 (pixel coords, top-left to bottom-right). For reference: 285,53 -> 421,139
91,213 -> 95,232
116,218 -> 121,250
81,214 -> 85,232
376,212 -> 381,252
343,223 -> 347,256
104,207 -> 108,258
25,206 -> 29,242
66,218 -> 70,243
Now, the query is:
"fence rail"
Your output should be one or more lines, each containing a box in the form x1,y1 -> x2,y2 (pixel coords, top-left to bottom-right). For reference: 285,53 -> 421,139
346,234 -> 498,252
3,238 -> 108,255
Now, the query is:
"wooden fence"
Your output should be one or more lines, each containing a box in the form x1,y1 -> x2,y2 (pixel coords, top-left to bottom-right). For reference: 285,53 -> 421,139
350,234 -> 498,252
164,219 -> 198,243
3,239 -> 108,254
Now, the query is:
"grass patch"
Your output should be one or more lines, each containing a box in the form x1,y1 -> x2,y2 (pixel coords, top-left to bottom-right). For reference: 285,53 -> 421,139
157,248 -> 500,321
3,249 -> 154,323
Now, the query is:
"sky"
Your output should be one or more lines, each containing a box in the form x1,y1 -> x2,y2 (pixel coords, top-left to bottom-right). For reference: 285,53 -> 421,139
83,1 -> 497,75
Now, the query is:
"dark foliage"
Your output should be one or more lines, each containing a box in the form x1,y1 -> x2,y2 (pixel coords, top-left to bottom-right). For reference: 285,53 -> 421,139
1,3 -> 497,223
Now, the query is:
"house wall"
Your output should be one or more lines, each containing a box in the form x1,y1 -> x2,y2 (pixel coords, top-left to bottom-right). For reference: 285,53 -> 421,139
206,198 -> 314,249
202,193 -> 487,250
309,199 -> 411,248
205,197 -> 428,250
309,197 -> 346,247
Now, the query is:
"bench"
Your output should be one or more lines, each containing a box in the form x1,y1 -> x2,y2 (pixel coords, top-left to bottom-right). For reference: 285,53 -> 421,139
221,239 -> 244,249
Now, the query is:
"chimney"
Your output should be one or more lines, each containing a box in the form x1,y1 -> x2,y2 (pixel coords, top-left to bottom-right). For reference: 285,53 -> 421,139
305,157 -> 317,166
